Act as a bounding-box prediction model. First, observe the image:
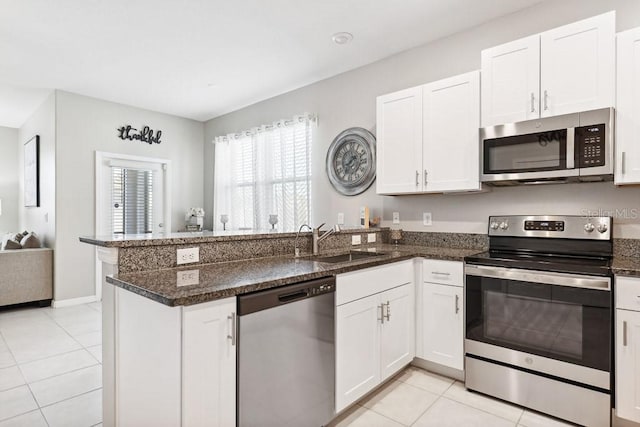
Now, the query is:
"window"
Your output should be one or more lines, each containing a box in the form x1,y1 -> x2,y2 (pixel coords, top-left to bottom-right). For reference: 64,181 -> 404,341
111,167 -> 154,234
213,114 -> 314,232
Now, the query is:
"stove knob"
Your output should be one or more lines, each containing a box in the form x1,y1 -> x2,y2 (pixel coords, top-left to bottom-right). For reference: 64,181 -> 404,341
584,223 -> 595,233
597,223 -> 608,234
490,221 -> 499,230
499,221 -> 509,230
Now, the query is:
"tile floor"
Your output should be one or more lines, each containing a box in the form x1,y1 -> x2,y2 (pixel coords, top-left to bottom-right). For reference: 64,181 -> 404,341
0,302 -> 103,427
1,302 -> 576,427
329,367 -> 576,427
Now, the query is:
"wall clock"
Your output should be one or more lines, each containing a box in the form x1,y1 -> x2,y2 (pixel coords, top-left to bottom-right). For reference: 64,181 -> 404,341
326,127 -> 376,196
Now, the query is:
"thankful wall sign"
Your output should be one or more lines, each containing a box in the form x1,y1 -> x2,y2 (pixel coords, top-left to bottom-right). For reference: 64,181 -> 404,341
117,125 -> 162,144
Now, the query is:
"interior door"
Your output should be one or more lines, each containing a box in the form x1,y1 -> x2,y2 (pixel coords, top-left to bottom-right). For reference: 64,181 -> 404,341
540,11 -> 615,117
481,35 -> 540,126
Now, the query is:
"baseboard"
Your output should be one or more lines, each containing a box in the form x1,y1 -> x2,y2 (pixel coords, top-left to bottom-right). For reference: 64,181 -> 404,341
412,357 -> 465,382
52,295 -> 98,308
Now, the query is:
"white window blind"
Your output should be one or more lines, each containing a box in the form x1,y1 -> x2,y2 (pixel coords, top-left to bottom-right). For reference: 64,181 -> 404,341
213,114 -> 314,232
111,167 -> 154,234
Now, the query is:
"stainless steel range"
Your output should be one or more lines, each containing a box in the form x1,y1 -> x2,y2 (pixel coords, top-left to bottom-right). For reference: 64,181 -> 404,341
464,215 -> 613,427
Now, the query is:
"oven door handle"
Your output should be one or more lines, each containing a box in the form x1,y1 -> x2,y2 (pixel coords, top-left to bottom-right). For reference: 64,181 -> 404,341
464,265 -> 611,291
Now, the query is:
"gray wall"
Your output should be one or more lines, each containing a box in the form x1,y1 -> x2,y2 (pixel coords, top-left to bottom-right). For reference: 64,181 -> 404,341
54,91 -> 205,302
204,0 -> 640,238
18,92 -> 56,248
0,126 -> 19,233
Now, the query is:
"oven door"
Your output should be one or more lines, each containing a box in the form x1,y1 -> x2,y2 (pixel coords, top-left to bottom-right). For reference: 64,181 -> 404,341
465,264 -> 611,389
481,127 -> 578,182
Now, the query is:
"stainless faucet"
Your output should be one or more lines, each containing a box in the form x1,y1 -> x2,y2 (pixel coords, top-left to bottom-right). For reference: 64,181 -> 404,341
312,223 -> 335,255
294,224 -> 312,257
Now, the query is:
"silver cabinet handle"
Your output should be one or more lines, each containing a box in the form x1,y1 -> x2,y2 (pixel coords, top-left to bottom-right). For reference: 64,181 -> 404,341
530,92 -> 535,113
622,151 -> 626,175
424,170 -> 428,185
385,301 -> 391,321
227,312 -> 237,346
415,170 -> 419,186
378,304 -> 384,324
623,320 -> 628,347
431,271 -> 450,276
455,294 -> 460,314
543,90 -> 549,111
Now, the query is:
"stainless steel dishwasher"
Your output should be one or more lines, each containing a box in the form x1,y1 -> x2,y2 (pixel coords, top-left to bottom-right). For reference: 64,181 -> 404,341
237,277 -> 336,427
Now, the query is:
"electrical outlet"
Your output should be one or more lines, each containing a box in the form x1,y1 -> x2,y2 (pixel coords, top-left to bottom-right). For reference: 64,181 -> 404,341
393,212 -> 400,224
177,247 -> 200,265
367,233 -> 376,243
337,212 -> 344,225
177,270 -> 199,286
423,212 -> 432,226
352,235 -> 362,245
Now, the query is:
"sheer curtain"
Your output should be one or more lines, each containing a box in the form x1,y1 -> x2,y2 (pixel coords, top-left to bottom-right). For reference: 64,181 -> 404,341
213,114 -> 314,232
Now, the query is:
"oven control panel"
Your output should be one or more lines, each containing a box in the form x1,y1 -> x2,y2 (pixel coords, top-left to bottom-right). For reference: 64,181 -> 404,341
576,124 -> 606,168
524,220 -> 564,231
488,215 -> 612,240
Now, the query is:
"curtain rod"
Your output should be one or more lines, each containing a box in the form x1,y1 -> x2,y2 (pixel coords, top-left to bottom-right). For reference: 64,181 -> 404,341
213,113 -> 317,144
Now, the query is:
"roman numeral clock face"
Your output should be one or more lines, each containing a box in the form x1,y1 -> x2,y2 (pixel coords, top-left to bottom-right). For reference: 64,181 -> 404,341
326,128 -> 376,196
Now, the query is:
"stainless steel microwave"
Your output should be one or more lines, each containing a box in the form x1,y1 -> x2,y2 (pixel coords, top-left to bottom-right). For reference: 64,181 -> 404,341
480,108 -> 614,185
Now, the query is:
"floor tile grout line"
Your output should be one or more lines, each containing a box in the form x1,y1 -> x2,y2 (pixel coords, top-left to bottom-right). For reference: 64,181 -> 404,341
440,393 -> 525,425
15,346 -> 96,369
23,362 -> 102,390
37,385 -> 103,410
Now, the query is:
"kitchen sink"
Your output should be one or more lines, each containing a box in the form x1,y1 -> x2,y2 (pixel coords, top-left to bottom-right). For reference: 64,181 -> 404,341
306,251 -> 386,264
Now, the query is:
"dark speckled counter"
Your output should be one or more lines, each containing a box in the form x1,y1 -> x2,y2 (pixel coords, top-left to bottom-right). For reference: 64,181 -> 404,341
106,244 -> 480,306
612,257 -> 640,278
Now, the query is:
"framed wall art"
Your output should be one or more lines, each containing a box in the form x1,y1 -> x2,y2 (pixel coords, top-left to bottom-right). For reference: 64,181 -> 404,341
24,135 -> 40,207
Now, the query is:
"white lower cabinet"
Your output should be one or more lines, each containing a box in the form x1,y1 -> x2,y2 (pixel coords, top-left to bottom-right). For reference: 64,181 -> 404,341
417,260 -> 464,371
111,286 -> 236,427
616,276 -> 640,423
335,261 -> 415,412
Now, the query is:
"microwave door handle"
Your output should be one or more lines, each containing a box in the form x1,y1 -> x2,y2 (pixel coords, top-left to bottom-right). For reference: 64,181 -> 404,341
566,128 -> 575,169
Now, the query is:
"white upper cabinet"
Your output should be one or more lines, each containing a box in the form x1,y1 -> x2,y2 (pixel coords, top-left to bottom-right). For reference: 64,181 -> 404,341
481,35 -> 540,127
481,12 -> 615,126
376,86 -> 423,194
423,71 -> 481,192
540,12 -> 615,117
377,72 -> 480,195
615,27 -> 640,184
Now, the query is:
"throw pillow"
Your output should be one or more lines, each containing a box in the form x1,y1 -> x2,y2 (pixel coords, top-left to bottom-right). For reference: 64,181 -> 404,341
20,233 -> 41,249
2,239 -> 22,250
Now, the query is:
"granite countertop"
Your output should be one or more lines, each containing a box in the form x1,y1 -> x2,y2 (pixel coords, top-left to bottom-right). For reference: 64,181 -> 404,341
106,244 -> 480,306
612,256 -> 640,277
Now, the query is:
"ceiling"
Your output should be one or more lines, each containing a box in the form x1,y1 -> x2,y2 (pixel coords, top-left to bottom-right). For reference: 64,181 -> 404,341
0,0 -> 545,128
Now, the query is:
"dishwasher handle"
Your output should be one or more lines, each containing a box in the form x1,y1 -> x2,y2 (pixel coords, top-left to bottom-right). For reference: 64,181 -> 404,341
278,290 -> 309,303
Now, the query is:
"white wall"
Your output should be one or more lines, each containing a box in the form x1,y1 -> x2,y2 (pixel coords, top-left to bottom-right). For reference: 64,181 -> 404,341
203,0 -> 640,237
56,91 -> 204,301
18,92 -> 56,247
0,126 -> 19,233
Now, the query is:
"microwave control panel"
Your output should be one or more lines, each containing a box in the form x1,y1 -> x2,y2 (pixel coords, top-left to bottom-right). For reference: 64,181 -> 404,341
577,124 -> 605,168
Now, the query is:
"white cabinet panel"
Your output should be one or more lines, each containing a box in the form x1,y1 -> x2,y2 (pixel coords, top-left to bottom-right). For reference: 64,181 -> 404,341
336,294 -> 381,412
540,12 -> 615,117
423,259 -> 464,287
380,284 -> 415,380
182,298 -> 236,427
423,71 -> 481,192
615,26 -> 640,184
616,308 -> 640,423
481,35 -> 540,126
376,86 -> 423,194
419,283 -> 463,370
337,259 -> 413,305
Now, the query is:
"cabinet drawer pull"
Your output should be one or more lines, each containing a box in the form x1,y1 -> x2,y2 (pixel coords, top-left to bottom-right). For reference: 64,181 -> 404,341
543,90 -> 549,111
384,301 -> 391,321
455,295 -> 460,314
431,271 -> 451,276
530,92 -> 535,113
623,320 -> 628,347
415,170 -> 419,186
424,170 -> 428,185
622,151 -> 626,175
227,312 -> 237,346
378,304 -> 384,324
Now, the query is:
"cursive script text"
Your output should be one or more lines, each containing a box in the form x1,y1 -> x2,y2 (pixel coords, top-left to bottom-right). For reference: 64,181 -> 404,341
117,125 -> 162,144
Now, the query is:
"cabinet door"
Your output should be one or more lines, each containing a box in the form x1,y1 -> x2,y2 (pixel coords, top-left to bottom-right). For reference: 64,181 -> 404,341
615,27 -> 640,184
481,35 -> 540,126
336,294 -> 381,412
540,12 -> 615,117
423,71 -> 481,193
617,309 -> 640,423
376,86 -> 424,194
182,298 -> 236,427
420,283 -> 463,370
379,284 -> 415,380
